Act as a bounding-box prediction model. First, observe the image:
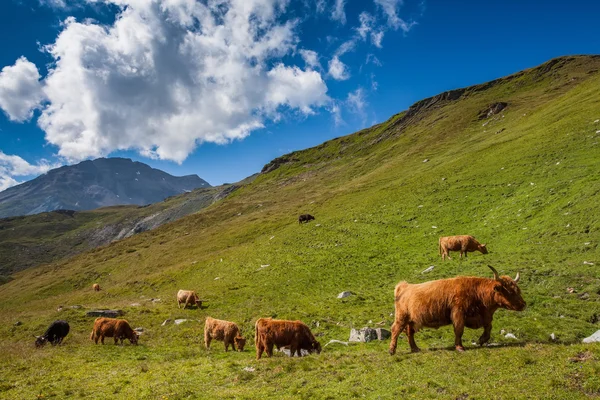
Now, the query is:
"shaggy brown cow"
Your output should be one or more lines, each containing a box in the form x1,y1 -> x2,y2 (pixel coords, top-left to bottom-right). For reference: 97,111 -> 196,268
389,266 -> 525,354
439,235 -> 488,260
177,290 -> 202,309
255,318 -> 321,359
90,317 -> 139,345
298,214 -> 315,224
204,317 -> 246,352
92,283 -> 100,291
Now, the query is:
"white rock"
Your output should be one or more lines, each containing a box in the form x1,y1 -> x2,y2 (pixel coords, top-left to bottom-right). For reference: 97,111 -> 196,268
550,333 -> 556,341
161,319 -> 172,326
315,224 -> 321,227
582,330 -> 600,343
338,291 -> 353,299
423,159 -> 429,163
214,277 -> 220,280
504,333 -> 517,339
269,236 -> 275,240
417,205 -> 423,208
583,261 -> 594,265
130,303 -> 141,307
584,242 -> 591,245
431,226 -> 437,229
594,119 -> 599,123
500,329 -> 506,335
324,340 -> 349,347
242,367 -> 255,372
174,319 -> 189,325
422,266 -> 435,274
354,219 -> 358,222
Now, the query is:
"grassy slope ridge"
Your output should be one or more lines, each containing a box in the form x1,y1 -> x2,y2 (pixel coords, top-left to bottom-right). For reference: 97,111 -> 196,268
0,56 -> 599,399
0,177 -> 254,276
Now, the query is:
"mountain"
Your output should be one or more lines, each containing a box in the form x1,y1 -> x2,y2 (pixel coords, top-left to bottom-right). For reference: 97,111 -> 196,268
1,56 -> 599,398
0,157 -> 210,218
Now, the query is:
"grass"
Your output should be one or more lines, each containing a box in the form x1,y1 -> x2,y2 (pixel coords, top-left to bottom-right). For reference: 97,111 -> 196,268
0,55 -> 599,399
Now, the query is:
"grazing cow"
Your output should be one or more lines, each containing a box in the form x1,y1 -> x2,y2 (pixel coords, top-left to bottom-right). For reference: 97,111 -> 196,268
255,318 -> 321,359
177,290 -> 202,309
204,317 -> 246,352
389,266 -> 525,354
439,235 -> 488,260
298,214 -> 315,224
92,283 -> 100,291
90,317 -> 139,345
35,320 -> 70,347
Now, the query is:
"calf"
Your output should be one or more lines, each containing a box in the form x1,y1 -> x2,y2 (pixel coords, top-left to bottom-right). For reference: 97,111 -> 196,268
255,318 -> 321,359
177,289 -> 202,309
389,266 -> 525,354
439,235 -> 488,260
35,320 -> 70,347
298,214 -> 315,224
92,283 -> 100,291
90,317 -> 139,345
204,317 -> 246,352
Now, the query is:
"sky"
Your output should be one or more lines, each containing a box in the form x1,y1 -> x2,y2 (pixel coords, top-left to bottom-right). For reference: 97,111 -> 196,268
0,0 -> 598,188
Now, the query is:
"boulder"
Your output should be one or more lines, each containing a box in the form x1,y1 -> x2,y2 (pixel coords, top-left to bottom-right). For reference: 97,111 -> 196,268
174,319 -> 190,325
279,347 -> 310,357
349,327 -> 378,343
86,309 -> 124,318
375,328 -> 391,340
337,291 -> 353,299
582,330 -> 600,344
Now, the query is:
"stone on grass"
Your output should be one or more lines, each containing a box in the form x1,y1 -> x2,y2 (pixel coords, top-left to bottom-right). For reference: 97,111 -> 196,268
375,328 -> 391,340
161,319 -> 172,326
70,305 -> 83,309
583,261 -> 594,265
550,333 -> 557,342
582,330 -> 600,344
14,321 -> 22,326
243,367 -> 255,372
134,327 -> 144,333
279,347 -> 310,357
504,333 -> 517,340
349,327 -> 378,343
130,303 -> 141,307
174,319 -> 190,325
337,291 -> 353,299
422,266 -> 435,274
86,309 -> 124,318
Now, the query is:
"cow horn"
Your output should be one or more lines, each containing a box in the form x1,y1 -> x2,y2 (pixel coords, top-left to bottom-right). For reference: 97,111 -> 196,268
514,272 -> 520,283
488,265 -> 500,281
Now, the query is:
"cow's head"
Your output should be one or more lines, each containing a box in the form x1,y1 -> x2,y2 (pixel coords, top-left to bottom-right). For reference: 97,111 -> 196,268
194,295 -> 202,308
488,265 -> 525,311
34,335 -> 47,348
311,340 -> 322,354
234,335 -> 246,352
129,331 -> 140,345
479,243 -> 488,254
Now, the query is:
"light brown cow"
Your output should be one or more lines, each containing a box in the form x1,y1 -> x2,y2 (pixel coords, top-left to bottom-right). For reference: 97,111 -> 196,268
255,318 -> 321,360
90,317 -> 139,345
177,290 -> 202,309
204,317 -> 246,352
389,266 -> 525,354
92,283 -> 100,291
439,235 -> 488,260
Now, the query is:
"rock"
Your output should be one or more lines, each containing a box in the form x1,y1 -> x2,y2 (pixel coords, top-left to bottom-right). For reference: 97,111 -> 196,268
504,333 -> 517,340
566,287 -> 576,294
349,327 -> 378,343
269,236 -> 275,240
582,330 -> 600,343
478,102 -> 508,119
214,277 -> 220,280
422,266 -> 435,274
423,159 -> 429,163
134,327 -> 144,333
550,333 -> 557,341
579,293 -> 590,300
315,224 -> 321,227
161,319 -> 172,326
375,328 -> 391,340
324,340 -> 349,347
242,367 -> 255,372
441,177 -> 446,181
594,119 -> 599,123
279,347 -> 310,357
57,306 -> 64,312
174,319 -> 189,325
337,291 -> 353,299
260,264 -> 270,268
70,305 -> 83,309
500,329 -> 506,335
86,309 -> 124,318
14,321 -> 22,326
130,303 -> 141,307
431,226 -> 437,229
583,261 -> 594,265
151,298 -> 161,303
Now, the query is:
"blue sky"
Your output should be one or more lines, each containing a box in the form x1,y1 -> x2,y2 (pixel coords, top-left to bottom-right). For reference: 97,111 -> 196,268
0,0 -> 598,188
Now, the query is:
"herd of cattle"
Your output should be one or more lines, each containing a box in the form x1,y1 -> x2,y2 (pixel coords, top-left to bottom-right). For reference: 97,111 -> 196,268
34,233 -> 525,358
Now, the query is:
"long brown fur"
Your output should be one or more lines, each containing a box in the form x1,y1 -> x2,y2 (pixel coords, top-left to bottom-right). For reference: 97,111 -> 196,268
439,235 -> 488,260
177,290 -> 202,309
90,317 -> 139,345
255,318 -> 321,359
389,268 -> 525,354
204,317 -> 246,352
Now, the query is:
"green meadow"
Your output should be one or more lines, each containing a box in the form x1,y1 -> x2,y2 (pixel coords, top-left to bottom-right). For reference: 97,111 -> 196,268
1,56 -> 599,399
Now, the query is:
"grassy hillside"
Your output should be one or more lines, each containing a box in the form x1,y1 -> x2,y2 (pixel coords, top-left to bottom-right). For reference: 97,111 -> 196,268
0,55 -> 599,399
0,177 -> 254,277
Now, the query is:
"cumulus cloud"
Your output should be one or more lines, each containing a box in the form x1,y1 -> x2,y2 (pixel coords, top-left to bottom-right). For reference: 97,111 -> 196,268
299,49 -> 321,70
328,56 -> 350,80
331,0 -> 346,24
0,57 -> 45,122
0,152 -> 58,191
346,87 -> 366,117
0,0 -> 331,163
374,0 -> 417,32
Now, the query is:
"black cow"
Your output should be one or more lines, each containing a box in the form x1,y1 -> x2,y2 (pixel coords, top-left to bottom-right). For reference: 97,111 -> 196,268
35,320 -> 70,347
298,214 -> 315,224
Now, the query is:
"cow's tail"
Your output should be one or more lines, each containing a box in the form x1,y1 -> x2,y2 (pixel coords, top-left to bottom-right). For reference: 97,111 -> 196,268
90,329 -> 95,341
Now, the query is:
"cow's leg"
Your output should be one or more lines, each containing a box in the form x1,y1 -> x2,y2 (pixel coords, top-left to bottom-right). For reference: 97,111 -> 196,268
256,340 -> 264,360
452,310 -> 466,351
177,299 -> 181,309
478,317 -> 493,346
204,333 -> 211,350
406,324 -> 420,353
389,318 -> 408,355
266,342 -> 274,357
100,335 -> 105,345
225,338 -> 230,352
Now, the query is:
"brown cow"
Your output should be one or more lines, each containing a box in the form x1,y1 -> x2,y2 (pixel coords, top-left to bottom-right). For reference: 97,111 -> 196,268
90,317 -> 139,345
389,266 -> 525,354
92,283 -> 100,291
298,214 -> 315,224
204,317 -> 246,352
439,235 -> 488,260
255,318 -> 321,359
177,290 -> 202,309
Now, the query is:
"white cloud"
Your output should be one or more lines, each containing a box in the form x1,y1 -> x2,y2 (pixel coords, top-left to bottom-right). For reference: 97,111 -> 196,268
0,57 -> 45,122
346,87 -> 366,116
330,101 -> 343,126
331,0 -> 346,24
0,152 -> 58,191
356,12 -> 375,40
1,0 -> 331,164
299,49 -> 321,69
328,56 -> 350,80
371,30 -> 384,47
366,53 -> 382,66
374,0 -> 416,32
315,0 -> 327,13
